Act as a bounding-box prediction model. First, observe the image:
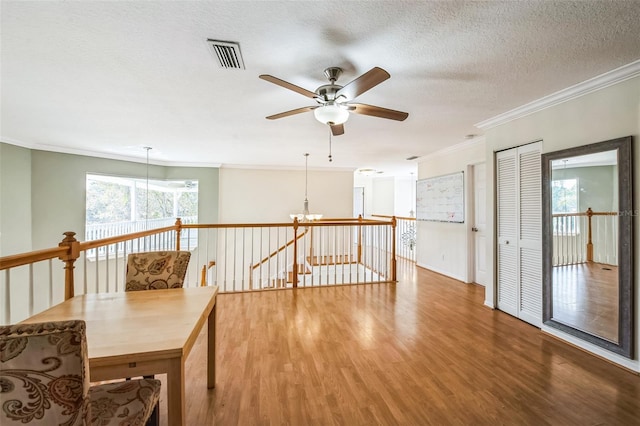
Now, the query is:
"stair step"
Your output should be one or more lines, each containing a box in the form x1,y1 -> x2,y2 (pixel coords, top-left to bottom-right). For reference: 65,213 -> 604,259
287,268 -> 311,283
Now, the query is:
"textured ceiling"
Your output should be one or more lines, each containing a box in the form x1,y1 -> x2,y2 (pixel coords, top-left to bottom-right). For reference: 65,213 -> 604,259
1,1 -> 639,176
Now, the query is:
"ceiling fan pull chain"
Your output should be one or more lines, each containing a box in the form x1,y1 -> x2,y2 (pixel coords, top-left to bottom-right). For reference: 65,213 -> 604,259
328,128 -> 333,162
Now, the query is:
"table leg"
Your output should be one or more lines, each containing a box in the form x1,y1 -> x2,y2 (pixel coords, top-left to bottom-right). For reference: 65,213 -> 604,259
167,357 -> 185,426
207,302 -> 216,389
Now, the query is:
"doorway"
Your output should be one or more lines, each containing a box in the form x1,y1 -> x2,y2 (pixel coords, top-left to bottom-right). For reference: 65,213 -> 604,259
353,187 -> 364,218
470,163 -> 487,286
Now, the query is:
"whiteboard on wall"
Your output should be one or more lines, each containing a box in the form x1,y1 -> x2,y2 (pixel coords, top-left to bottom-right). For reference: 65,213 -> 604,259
416,171 -> 464,223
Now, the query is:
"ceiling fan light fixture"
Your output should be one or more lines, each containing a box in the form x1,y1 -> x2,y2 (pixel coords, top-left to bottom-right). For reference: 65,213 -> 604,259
314,103 -> 349,125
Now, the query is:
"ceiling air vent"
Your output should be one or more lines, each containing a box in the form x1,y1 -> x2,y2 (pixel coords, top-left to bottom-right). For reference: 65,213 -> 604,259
207,39 -> 245,70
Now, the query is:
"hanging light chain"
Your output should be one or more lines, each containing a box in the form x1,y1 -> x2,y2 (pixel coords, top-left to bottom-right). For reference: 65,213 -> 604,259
304,152 -> 309,198
143,147 -> 152,230
328,127 -> 333,162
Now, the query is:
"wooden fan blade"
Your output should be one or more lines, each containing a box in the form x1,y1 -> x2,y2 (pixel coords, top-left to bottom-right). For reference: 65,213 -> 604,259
350,103 -> 409,121
266,106 -> 317,120
259,74 -> 317,98
335,67 -> 390,100
330,123 -> 345,136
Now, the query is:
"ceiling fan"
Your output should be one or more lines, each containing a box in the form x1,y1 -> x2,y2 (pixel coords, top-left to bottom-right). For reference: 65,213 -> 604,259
259,67 -> 409,136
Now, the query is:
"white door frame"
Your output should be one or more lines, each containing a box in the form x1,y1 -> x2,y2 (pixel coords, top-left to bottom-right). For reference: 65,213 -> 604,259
467,162 -> 487,286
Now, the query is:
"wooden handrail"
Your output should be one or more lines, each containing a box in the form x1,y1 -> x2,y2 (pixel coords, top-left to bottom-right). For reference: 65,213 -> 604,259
78,226 -> 177,251
1,216 -> 397,305
372,214 -> 417,221
0,246 -> 68,270
5,218 -> 389,267
319,217 -> 379,222
551,211 -> 617,218
181,219 -> 389,229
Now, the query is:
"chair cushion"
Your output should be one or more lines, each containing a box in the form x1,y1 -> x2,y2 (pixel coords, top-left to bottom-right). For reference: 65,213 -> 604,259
125,251 -> 191,291
88,379 -> 161,426
0,320 -> 90,425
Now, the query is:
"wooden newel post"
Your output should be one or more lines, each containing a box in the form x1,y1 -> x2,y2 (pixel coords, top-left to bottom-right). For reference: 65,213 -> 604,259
175,217 -> 183,250
58,232 -> 80,300
586,207 -> 593,262
391,216 -> 397,282
292,218 -> 299,288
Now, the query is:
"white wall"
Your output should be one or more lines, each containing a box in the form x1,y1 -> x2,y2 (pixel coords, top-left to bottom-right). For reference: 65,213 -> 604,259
484,75 -> 640,371
371,177 -> 395,217
416,139 -> 486,282
218,167 -> 353,223
394,176 -> 415,217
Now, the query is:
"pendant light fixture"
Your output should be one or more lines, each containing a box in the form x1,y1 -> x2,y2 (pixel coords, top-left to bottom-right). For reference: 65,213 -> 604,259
290,153 -> 323,222
144,146 -> 152,230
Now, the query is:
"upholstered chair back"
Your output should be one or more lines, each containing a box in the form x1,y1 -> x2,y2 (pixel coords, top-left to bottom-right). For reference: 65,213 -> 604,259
125,251 -> 191,292
1,320 -> 162,425
0,320 -> 90,425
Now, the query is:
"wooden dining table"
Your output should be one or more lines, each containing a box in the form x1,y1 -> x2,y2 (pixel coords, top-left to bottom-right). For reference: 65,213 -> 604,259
21,285 -> 219,426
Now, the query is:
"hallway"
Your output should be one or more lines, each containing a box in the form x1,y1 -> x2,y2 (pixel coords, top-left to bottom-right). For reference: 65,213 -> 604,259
159,262 -> 640,424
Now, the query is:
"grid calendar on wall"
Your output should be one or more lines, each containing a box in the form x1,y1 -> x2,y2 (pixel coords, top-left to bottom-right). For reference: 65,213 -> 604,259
416,171 -> 464,223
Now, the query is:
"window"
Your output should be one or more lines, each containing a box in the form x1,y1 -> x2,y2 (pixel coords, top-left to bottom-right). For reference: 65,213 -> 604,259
551,178 -> 578,234
85,174 -> 198,244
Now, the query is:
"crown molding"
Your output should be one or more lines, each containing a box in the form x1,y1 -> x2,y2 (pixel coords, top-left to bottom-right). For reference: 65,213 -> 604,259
475,59 -> 640,130
0,138 -> 221,168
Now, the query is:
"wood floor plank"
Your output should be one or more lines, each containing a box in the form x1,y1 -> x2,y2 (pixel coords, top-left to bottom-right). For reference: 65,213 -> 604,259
153,263 -> 639,425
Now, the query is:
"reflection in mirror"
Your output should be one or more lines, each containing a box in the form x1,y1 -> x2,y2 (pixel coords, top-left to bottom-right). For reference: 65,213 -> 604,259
542,136 -> 634,359
550,150 -> 618,342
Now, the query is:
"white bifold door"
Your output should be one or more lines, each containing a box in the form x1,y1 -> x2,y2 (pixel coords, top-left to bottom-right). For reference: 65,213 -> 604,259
496,142 -> 542,327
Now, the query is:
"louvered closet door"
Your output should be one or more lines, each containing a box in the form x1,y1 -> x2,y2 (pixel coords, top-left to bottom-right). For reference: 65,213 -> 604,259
517,143 -> 542,326
496,149 -> 518,317
496,142 -> 542,327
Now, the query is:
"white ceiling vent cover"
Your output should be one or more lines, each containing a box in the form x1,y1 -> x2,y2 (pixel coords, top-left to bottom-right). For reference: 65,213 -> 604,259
207,39 -> 245,70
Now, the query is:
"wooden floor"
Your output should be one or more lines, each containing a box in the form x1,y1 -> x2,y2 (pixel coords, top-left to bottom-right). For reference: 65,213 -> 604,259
552,262 -> 619,342
155,262 -> 639,425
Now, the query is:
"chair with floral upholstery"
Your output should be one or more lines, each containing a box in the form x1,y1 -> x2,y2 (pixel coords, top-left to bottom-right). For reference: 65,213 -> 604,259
125,251 -> 191,291
124,250 -> 191,425
0,320 -> 161,425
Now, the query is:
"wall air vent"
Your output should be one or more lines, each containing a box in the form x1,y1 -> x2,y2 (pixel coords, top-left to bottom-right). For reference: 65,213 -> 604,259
406,156 -> 419,160
207,39 -> 245,70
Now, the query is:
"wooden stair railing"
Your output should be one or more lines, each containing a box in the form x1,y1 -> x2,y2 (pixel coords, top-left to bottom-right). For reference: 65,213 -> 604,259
248,225 -> 308,290
200,261 -> 216,286
586,208 -> 618,262
2,216 -> 397,324
552,208 -> 618,265
247,216 -> 374,289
